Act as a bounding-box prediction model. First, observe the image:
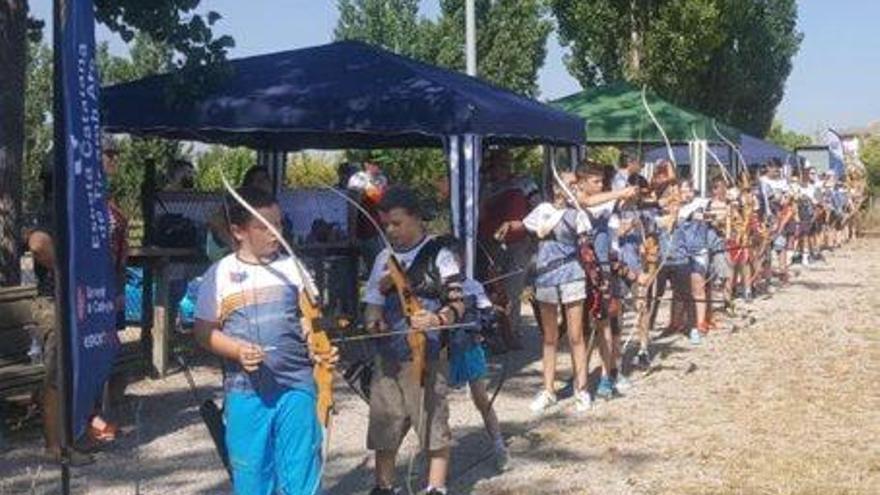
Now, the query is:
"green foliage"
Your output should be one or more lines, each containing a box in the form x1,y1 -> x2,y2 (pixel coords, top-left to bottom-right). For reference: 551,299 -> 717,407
334,0 -> 552,200
22,34 -> 188,222
194,146 -> 256,191
690,0 -> 802,136
588,146 -> 621,167
22,40 -> 52,220
6,0 -> 233,281
29,3 -> 228,214
642,0 -> 724,93
765,120 -> 812,151
346,148 -> 447,199
287,152 -> 341,189
552,0 -> 802,136
334,1 -> 446,197
335,0 -> 431,60
97,35 -> 186,220
94,0 -> 234,103
100,32 -> 174,82
552,0 -> 661,86
861,136 -> 880,196
510,147 -> 544,180
429,0 -> 552,97
112,138 -> 185,217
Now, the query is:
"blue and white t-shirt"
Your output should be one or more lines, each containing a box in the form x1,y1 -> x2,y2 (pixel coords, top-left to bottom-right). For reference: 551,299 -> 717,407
524,203 -> 591,288
196,253 -> 317,396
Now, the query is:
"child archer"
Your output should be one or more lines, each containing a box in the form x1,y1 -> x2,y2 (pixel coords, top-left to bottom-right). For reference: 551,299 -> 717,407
194,186 -> 337,495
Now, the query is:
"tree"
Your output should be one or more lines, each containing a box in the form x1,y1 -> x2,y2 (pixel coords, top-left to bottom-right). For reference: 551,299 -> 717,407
287,152 -> 340,189
334,0 -> 553,198
194,145 -> 255,191
588,145 -> 621,167
765,120 -> 812,151
97,34 -> 186,220
428,0 -> 552,98
0,0 -> 30,285
337,0 -> 552,97
552,0 -> 802,136
553,0 -> 667,87
687,0 -> 802,137
22,39 -> 52,220
861,135 -> 880,196
334,0 -> 446,197
335,0 -> 431,61
1,0 -> 233,285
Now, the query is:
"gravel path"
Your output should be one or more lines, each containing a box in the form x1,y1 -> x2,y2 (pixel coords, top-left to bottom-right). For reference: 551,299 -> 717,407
2,238 -> 878,494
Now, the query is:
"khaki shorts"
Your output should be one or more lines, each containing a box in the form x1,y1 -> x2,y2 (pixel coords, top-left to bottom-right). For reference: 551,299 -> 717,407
32,297 -> 59,388
367,355 -> 451,453
535,280 -> 587,305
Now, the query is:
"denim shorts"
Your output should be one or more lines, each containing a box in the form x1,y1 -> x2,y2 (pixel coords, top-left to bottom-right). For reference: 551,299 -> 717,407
535,279 -> 587,304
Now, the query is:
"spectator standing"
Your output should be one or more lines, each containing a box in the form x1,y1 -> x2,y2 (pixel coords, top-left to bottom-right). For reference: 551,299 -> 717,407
478,149 -> 538,349
346,161 -> 389,275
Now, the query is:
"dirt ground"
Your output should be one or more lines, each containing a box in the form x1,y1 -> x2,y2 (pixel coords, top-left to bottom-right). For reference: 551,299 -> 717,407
1,238 -> 878,495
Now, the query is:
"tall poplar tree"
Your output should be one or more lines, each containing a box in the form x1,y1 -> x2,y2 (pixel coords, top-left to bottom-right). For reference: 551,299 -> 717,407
552,0 -> 802,136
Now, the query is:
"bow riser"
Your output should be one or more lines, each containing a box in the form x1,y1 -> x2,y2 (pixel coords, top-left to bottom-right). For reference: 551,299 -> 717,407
386,255 -> 427,386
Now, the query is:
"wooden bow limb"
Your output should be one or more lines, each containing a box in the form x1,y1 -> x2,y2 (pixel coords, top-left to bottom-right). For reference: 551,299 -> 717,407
746,207 -> 796,287
386,255 -> 428,386
639,87 -> 683,292
712,119 -> 748,172
642,85 -> 677,170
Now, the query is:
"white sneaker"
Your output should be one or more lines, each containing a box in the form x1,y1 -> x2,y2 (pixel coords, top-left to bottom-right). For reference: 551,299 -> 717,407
574,389 -> 592,412
529,390 -> 557,413
802,252 -> 811,266
615,374 -> 633,393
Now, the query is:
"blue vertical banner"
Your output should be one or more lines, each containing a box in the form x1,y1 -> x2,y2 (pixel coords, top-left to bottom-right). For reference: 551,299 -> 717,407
823,129 -> 847,179
59,0 -> 120,439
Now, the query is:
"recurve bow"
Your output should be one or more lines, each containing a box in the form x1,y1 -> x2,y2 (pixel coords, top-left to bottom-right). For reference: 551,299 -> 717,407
320,185 -> 427,386
221,176 -> 335,428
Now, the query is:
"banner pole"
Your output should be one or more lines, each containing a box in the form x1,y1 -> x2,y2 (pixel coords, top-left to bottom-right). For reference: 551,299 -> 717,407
52,0 -> 73,492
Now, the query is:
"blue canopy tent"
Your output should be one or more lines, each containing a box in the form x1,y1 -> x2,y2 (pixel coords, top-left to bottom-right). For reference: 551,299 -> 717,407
102,40 -> 585,276
645,133 -> 801,168
644,132 -> 804,191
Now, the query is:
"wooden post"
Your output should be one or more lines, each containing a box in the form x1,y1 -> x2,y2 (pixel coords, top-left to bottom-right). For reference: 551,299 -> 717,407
140,159 -> 156,372
151,258 -> 170,377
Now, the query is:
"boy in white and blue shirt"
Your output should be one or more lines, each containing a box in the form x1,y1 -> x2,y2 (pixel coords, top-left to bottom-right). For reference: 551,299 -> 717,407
194,187 -> 330,495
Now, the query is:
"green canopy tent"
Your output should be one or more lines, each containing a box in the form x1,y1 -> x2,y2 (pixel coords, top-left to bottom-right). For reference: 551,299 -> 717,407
550,81 -> 743,195
550,81 -> 740,145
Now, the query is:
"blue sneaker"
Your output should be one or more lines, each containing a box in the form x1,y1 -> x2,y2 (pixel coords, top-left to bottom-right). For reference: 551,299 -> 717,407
689,328 -> 702,345
596,376 -> 614,399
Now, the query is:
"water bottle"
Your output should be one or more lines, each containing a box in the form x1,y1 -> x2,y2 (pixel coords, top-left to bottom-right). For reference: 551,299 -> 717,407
20,252 -> 36,286
28,335 -> 43,365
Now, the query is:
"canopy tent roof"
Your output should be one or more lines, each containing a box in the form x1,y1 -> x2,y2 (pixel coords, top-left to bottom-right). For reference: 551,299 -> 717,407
101,40 -> 584,150
550,82 -> 739,145
645,133 -> 802,167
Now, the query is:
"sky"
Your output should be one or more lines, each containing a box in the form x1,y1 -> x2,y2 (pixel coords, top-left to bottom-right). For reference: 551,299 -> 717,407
30,0 -> 880,136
